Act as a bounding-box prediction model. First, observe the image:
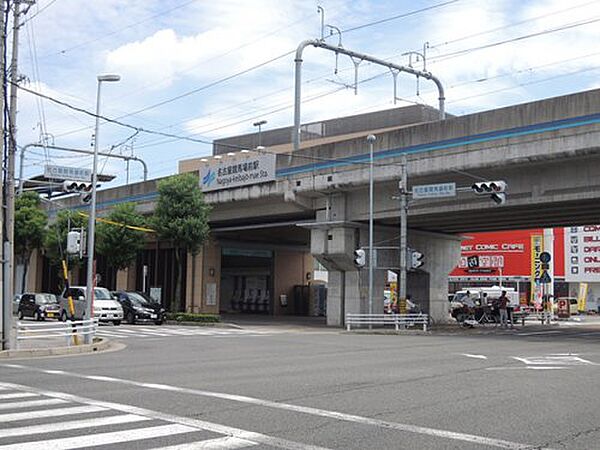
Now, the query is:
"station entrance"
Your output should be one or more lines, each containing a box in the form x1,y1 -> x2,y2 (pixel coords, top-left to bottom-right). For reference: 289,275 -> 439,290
214,222 -> 326,317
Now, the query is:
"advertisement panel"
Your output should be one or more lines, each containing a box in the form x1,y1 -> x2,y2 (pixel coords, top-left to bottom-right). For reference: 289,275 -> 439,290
530,235 -> 543,304
199,152 -> 276,192
564,226 -> 600,282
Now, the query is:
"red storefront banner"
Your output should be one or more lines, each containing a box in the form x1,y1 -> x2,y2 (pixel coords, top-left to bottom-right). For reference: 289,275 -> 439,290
450,229 -> 565,278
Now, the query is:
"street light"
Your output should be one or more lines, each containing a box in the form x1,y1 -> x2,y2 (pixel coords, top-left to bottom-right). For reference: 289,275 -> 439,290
367,134 -> 376,322
85,73 -> 120,342
253,120 -> 267,147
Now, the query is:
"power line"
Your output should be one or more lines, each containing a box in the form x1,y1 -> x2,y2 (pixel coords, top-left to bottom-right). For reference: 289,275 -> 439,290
342,0 -> 461,33
21,0 -> 59,24
40,0 -> 200,58
428,0 -> 600,51
431,15 -> 600,63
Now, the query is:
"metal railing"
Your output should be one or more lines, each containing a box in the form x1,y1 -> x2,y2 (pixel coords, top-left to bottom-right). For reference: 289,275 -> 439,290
346,313 -> 429,331
15,319 -> 98,349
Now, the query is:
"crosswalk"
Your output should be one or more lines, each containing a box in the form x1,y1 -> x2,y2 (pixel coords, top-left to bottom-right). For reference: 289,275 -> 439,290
94,325 -> 275,340
0,382 -> 260,449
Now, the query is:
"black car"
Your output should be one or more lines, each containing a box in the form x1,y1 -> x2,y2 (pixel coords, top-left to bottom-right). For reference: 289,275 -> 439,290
113,291 -> 166,325
18,293 -> 61,321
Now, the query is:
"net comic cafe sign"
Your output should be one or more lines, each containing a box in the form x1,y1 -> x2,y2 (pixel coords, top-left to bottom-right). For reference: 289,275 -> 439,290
199,152 -> 276,192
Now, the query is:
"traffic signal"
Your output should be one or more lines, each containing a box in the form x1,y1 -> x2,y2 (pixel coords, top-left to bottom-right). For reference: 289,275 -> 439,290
410,249 -> 424,269
471,180 -> 507,205
66,231 -> 81,254
62,180 -> 93,203
354,248 -> 366,268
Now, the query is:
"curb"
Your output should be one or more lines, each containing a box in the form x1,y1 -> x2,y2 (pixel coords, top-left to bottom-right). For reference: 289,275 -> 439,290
164,320 -> 242,329
0,337 -> 112,359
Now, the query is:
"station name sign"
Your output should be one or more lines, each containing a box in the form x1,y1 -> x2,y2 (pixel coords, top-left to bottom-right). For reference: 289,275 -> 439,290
565,225 -> 600,282
199,152 -> 276,192
44,165 -> 91,182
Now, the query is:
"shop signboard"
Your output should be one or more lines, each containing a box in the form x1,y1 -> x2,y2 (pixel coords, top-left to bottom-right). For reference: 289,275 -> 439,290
199,152 -> 276,192
557,297 -> 570,318
565,226 -> 600,282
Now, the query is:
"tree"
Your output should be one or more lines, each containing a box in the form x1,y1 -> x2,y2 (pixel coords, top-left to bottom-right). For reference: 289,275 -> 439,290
14,192 -> 48,293
96,203 -> 147,278
153,173 -> 211,311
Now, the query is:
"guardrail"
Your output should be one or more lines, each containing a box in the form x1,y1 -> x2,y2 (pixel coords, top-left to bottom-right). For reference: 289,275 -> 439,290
15,319 -> 98,349
346,313 -> 429,331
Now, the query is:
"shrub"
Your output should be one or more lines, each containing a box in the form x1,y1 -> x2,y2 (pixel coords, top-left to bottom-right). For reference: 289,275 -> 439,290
166,312 -> 220,323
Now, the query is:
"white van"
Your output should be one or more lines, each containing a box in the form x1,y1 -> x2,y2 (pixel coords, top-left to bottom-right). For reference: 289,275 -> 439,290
59,286 -> 123,325
451,286 -> 519,308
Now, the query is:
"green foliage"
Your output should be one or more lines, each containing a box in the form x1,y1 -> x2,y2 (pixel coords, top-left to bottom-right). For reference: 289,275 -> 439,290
14,192 -> 47,263
166,312 -> 220,323
44,210 -> 87,267
153,173 -> 211,256
96,203 -> 147,271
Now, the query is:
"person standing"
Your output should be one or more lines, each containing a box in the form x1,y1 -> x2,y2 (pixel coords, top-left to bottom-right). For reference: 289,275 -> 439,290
498,290 -> 510,328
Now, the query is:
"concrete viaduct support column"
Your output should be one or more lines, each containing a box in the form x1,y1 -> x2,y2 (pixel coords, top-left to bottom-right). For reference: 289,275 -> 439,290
311,218 -> 387,326
408,231 -> 462,324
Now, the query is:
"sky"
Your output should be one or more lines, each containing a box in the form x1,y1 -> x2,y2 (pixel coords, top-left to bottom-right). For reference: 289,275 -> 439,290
14,0 -> 600,186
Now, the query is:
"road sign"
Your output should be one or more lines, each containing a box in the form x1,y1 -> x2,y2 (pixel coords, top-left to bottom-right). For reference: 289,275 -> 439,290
538,251 -> 552,283
539,252 -> 551,263
44,165 -> 91,181
412,182 -> 456,199
539,271 -> 552,283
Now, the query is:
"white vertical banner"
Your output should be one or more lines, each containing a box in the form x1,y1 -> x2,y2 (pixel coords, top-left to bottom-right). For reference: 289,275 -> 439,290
543,228 -> 554,299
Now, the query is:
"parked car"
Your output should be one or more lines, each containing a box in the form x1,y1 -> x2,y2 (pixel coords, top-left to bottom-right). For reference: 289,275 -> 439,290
17,293 -> 60,321
59,286 -> 123,325
113,291 -> 166,325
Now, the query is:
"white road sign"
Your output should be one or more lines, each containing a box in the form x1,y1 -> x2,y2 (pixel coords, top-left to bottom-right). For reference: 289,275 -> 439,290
44,165 -> 91,181
412,182 -> 456,199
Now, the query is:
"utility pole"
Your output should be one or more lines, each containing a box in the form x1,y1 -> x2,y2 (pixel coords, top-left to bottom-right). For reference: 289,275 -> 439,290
3,0 -> 33,350
367,134 -> 376,323
1,0 -> 7,351
398,154 -> 408,314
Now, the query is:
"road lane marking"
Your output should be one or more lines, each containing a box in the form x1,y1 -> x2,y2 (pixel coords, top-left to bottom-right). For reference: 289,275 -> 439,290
0,424 -> 197,450
0,405 -> 106,423
0,365 -> 550,450
0,382 -> 330,450
0,392 -> 39,400
517,331 -> 561,336
153,436 -> 258,449
0,414 -> 151,439
461,354 -> 488,359
512,356 -> 597,366
0,398 -> 66,410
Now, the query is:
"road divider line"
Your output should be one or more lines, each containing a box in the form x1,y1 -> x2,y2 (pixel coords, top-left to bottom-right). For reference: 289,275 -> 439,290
0,365 -> 549,450
0,382 -> 331,450
0,413 -> 151,439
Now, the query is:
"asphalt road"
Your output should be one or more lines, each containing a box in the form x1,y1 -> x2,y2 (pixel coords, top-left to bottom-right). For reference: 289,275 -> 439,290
1,322 -> 600,449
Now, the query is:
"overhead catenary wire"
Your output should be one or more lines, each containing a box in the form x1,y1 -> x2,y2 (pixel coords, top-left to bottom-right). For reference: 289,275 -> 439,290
49,1 -> 599,144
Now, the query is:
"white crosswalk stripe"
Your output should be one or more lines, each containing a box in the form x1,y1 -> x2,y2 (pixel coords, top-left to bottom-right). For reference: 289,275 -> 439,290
94,325 -> 274,340
0,382 -> 264,450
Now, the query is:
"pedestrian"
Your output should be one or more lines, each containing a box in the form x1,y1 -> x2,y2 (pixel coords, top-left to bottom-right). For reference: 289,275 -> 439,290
498,290 -> 510,328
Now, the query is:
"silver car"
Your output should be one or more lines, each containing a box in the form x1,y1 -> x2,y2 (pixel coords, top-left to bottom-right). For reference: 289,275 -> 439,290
59,286 -> 123,325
